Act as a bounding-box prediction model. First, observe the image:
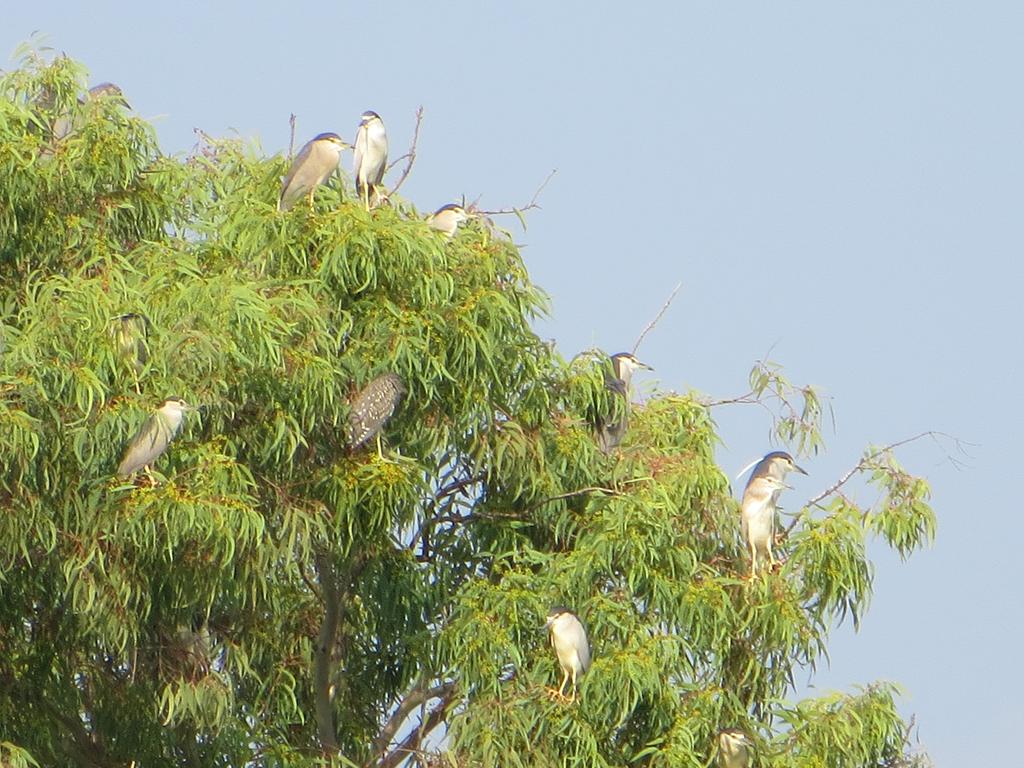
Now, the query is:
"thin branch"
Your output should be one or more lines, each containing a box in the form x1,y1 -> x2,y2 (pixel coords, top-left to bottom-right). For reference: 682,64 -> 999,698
386,106 -> 424,197
632,281 -> 682,356
288,113 -> 297,160
370,681 -> 455,763
476,168 -> 557,216
783,431 -> 961,536
527,483 -> 635,513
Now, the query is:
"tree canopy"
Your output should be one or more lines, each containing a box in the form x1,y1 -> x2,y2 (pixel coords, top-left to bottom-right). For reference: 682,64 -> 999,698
0,52 -> 936,768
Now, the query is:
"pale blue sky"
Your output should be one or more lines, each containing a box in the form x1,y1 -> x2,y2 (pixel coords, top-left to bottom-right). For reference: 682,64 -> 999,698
7,2 -> 1022,763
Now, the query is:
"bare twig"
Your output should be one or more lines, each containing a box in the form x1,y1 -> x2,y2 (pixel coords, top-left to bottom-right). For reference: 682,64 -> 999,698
476,168 -> 557,217
632,281 -> 682,356
386,106 -> 424,197
703,392 -> 762,408
288,113 -> 297,160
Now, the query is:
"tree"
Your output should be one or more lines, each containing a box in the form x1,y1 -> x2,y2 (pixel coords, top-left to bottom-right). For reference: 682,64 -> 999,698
0,52 -> 936,768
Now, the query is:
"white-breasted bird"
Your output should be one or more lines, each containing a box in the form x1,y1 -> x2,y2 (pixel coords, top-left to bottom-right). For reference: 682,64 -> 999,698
741,475 -> 791,577
718,729 -> 753,768
426,203 -> 471,238
545,606 -> 591,703
596,352 -> 653,453
740,451 -> 806,576
117,397 -> 195,479
353,111 -> 388,210
278,132 -> 350,211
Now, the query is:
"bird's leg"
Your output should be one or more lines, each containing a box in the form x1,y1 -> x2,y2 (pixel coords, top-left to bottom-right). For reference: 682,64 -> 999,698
143,466 -> 158,487
748,542 -> 758,579
375,434 -> 384,460
545,669 -> 569,700
567,670 -> 577,703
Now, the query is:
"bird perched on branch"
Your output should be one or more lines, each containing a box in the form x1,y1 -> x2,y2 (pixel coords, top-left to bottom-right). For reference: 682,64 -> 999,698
347,373 -> 406,454
596,352 -> 653,453
86,82 -> 130,107
717,729 -> 753,768
110,312 -> 151,374
278,132 -> 350,211
353,111 -> 388,210
50,82 -> 131,142
427,203 -> 471,238
117,397 -> 195,479
740,451 -> 806,576
545,606 -> 590,703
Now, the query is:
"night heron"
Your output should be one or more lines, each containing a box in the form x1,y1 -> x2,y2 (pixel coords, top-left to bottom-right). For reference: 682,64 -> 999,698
86,82 -> 130,107
110,312 -> 151,373
740,452 -> 806,577
353,110 -> 388,210
51,82 -> 130,142
745,451 -> 807,488
717,729 -> 753,768
117,397 -> 195,479
545,606 -> 590,703
427,204 -> 471,238
596,352 -> 653,453
278,132 -> 350,211
346,373 -> 405,453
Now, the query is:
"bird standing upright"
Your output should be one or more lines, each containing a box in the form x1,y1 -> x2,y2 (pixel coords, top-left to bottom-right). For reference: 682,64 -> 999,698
353,111 -> 388,210
545,607 -> 591,703
740,451 -> 807,577
426,203 -> 471,238
110,312 -> 151,372
596,352 -> 653,453
117,397 -> 195,479
717,729 -> 753,768
278,132 -> 350,211
346,373 -> 406,455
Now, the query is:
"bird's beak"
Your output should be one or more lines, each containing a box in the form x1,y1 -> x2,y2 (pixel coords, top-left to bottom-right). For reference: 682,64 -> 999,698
793,463 -> 808,475
638,360 -> 654,371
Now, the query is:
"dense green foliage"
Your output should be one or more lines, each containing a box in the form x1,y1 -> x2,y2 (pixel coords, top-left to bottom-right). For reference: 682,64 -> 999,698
0,54 -> 935,767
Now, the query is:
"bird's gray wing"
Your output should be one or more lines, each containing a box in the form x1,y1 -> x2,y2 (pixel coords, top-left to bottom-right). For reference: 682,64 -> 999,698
371,133 -> 388,185
116,413 -> 171,477
279,141 -> 315,210
352,125 -> 367,189
576,621 -> 592,672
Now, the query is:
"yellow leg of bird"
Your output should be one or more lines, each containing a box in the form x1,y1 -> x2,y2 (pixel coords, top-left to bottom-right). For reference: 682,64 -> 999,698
567,670 -> 577,703
748,543 -> 758,579
143,466 -> 158,487
375,434 -> 384,460
546,670 -> 569,701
